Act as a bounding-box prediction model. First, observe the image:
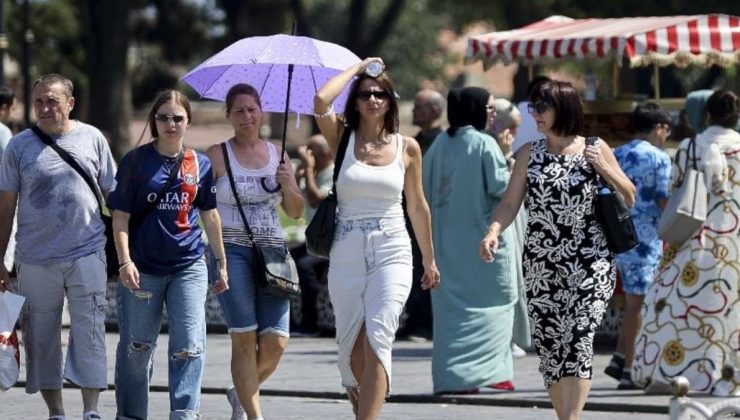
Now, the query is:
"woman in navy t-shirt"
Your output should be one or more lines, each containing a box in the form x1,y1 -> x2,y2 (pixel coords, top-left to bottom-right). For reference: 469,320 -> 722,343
108,89 -> 228,420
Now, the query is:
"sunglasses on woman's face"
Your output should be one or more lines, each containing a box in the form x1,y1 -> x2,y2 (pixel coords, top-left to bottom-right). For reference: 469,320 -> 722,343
357,90 -> 391,101
528,102 -> 553,114
155,114 -> 186,124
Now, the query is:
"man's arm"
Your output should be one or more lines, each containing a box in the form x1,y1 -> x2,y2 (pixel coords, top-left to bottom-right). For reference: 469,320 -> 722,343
0,190 -> 18,290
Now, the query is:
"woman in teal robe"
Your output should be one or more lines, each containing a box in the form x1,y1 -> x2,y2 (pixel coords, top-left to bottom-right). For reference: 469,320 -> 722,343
423,87 -> 518,394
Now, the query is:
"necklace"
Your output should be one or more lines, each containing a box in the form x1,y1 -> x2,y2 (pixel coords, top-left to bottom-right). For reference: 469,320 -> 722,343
357,134 -> 393,154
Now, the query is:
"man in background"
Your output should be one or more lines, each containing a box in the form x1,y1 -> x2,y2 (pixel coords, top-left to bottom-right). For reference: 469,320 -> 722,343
293,134 -> 334,335
398,88 -> 446,341
412,88 -> 445,154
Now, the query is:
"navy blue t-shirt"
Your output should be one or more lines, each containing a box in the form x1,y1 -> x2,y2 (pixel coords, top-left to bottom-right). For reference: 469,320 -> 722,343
108,143 -> 217,275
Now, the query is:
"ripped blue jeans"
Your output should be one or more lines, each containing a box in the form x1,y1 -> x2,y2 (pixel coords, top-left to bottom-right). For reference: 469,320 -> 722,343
115,257 -> 207,420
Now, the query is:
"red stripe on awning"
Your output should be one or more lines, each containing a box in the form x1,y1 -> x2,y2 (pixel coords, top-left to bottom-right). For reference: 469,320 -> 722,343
645,30 -> 657,53
687,19 -> 700,54
553,39 -> 563,58
666,24 -> 678,53
595,37 -> 604,57
708,15 -> 721,51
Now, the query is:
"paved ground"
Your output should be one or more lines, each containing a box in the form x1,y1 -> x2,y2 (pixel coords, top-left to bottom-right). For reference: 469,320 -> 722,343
2,331 -> 720,419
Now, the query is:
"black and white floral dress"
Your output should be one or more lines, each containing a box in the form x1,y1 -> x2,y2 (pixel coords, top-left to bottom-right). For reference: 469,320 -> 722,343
523,139 -> 616,388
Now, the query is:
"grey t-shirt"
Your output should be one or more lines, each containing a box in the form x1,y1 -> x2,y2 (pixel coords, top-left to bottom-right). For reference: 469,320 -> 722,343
0,122 -> 116,264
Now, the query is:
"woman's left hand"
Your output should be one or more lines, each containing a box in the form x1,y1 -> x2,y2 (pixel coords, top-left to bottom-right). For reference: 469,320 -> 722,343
275,161 -> 293,188
211,264 -> 229,295
584,138 -> 608,173
420,260 -> 441,290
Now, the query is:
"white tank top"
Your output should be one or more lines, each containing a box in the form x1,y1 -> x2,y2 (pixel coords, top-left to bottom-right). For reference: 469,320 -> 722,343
336,131 -> 405,220
216,139 -> 284,247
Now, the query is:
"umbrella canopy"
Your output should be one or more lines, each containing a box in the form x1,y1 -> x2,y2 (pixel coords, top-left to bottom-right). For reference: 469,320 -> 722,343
467,14 -> 740,69
182,34 -> 361,114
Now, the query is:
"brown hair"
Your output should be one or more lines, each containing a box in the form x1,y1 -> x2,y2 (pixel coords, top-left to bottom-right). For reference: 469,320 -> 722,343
530,80 -> 583,137
137,90 -> 191,143
344,73 -> 399,135
225,83 -> 262,114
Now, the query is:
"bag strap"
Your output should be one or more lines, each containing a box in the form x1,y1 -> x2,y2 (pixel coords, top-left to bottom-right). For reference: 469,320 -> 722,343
328,126 -> 352,198
675,135 -> 698,186
585,136 -> 610,190
32,126 -> 106,215
221,142 -> 257,244
33,125 -> 183,225
687,135 -> 698,170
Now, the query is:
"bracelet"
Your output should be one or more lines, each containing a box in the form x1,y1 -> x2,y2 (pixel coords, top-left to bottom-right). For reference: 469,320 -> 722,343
314,105 -> 334,119
119,260 -> 133,269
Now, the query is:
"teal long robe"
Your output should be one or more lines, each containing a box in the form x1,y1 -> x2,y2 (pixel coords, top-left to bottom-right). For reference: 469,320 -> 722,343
422,126 -> 518,393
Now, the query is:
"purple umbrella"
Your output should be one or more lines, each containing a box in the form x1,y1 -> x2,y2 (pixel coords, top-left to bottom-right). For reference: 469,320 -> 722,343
182,34 -> 360,115
183,32 -> 360,191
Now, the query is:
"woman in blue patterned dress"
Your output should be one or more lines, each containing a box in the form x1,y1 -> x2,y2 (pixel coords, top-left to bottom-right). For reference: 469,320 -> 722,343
479,80 -> 635,420
604,103 -> 672,389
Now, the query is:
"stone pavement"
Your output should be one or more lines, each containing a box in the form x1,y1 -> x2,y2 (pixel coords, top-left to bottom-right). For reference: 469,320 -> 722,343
2,331 -> 720,419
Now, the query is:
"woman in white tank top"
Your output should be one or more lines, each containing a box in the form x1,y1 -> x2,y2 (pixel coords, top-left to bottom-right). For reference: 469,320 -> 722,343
205,83 -> 304,420
314,58 -> 440,419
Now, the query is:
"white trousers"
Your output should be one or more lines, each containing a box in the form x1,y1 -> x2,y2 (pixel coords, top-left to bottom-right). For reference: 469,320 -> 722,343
328,217 -> 412,394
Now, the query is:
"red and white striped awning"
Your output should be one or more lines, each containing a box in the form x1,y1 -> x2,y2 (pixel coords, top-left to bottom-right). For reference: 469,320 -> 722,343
466,14 -> 740,69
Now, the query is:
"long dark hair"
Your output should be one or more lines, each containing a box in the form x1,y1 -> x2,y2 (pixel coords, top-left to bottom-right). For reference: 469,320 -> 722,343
344,73 -> 399,135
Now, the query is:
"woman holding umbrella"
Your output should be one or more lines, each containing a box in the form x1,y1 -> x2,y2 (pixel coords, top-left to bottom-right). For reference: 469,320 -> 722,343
205,83 -> 304,420
314,58 -> 440,419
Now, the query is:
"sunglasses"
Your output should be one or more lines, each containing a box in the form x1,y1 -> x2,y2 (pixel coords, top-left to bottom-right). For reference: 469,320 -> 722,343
528,102 -> 553,114
357,91 -> 391,101
658,123 -> 672,136
155,114 -> 186,124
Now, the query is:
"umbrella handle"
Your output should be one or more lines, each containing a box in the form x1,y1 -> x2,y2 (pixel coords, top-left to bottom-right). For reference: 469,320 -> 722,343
261,176 -> 281,193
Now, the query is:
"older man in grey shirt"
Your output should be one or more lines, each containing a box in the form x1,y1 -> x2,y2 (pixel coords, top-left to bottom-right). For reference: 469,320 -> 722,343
0,74 -> 115,420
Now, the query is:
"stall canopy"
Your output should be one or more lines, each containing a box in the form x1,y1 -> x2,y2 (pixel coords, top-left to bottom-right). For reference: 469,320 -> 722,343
466,14 -> 740,69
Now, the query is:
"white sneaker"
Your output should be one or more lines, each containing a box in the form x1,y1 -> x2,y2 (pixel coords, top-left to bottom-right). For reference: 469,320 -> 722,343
511,343 -> 527,358
226,387 -> 248,420
82,411 -> 101,420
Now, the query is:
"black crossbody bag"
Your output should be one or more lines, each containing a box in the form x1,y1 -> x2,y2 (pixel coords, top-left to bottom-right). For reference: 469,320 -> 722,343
220,142 -> 300,299
304,127 -> 351,258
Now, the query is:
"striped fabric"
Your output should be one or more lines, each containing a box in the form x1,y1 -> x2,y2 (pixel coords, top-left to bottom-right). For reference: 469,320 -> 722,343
466,14 -> 740,69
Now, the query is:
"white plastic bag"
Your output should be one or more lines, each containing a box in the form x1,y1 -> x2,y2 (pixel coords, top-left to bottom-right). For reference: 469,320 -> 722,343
0,291 -> 25,392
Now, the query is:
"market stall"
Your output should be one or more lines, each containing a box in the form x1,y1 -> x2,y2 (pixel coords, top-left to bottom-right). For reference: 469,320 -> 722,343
466,14 -> 740,142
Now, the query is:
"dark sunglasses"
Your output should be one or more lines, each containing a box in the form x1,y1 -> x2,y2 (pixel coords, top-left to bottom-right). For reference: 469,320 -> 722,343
657,123 -> 672,136
528,102 -> 553,114
357,90 -> 391,101
155,114 -> 186,124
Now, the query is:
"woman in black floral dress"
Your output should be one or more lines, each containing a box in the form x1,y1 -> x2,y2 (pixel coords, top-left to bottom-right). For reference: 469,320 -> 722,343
480,80 -> 635,420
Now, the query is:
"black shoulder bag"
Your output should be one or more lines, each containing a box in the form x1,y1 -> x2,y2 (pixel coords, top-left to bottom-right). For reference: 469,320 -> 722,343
586,136 -> 638,254
304,127 -> 351,258
220,142 -> 300,299
34,125 -> 182,276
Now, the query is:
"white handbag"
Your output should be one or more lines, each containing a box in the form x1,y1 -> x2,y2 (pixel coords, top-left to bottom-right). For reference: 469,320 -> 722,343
658,137 -> 707,246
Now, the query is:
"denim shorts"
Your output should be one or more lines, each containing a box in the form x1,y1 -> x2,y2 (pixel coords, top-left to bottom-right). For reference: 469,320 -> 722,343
209,243 -> 290,337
